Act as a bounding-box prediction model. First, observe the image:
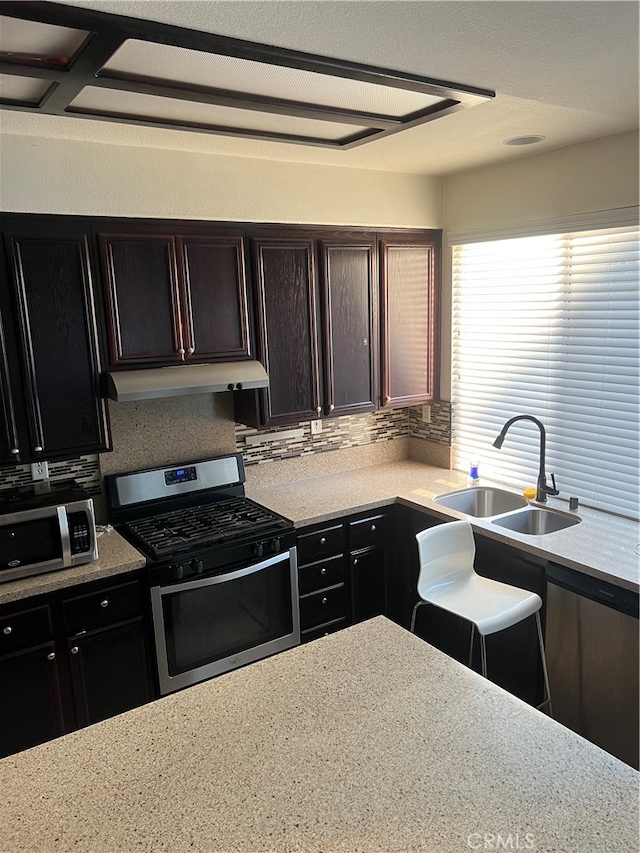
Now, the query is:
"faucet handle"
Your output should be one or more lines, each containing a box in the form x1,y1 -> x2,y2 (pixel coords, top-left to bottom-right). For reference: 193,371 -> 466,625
546,473 -> 559,496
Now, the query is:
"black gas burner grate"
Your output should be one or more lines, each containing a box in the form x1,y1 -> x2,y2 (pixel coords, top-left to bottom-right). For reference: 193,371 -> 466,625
123,497 -> 290,560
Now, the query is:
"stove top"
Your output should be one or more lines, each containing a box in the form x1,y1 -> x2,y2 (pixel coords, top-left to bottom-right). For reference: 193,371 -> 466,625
123,496 -> 292,561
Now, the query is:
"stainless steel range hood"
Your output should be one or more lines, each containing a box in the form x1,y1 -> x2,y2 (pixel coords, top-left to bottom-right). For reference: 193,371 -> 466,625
104,361 -> 268,402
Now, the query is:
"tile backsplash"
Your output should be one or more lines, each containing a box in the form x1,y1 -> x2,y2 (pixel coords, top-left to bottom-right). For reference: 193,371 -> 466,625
236,402 -> 451,466
0,455 -> 102,495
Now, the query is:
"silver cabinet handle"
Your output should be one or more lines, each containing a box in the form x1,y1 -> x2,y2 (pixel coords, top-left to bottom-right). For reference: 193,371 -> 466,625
371,524 -> 376,532
47,652 -> 56,661
70,647 -> 79,655
187,347 -> 195,355
316,406 -> 321,414
10,448 -> 19,455
353,558 -> 358,566
3,626 -> 12,635
320,567 -> 327,575
100,599 -> 109,608
34,445 -> 43,452
329,404 -> 335,411
321,597 -> 328,605
319,537 -> 326,545
177,348 -> 185,356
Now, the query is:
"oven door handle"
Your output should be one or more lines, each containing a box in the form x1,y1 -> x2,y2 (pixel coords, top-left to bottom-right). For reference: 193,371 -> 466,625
154,550 -> 290,595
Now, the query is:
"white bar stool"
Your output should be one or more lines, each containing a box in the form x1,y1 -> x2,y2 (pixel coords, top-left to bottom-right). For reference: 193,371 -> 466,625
411,520 -> 552,715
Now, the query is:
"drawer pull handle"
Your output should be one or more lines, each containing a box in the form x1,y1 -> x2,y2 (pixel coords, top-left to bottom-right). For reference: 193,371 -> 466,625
370,524 -> 376,532
70,646 -> 79,655
10,448 -> 19,455
320,567 -> 327,575
321,597 -> 328,605
100,599 -> 109,608
34,445 -> 43,452
353,558 -> 358,566
319,537 -> 327,545
47,652 -> 55,661
3,626 -> 11,635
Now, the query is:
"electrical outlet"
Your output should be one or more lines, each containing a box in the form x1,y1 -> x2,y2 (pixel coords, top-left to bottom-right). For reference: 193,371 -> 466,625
31,461 -> 49,481
310,419 -> 323,435
422,404 -> 431,423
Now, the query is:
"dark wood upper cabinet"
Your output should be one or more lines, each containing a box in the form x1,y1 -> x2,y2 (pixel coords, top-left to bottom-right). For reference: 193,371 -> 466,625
321,241 -> 377,417
379,233 -> 439,408
251,238 -> 321,425
236,230 -> 378,429
0,222 -> 111,464
98,228 -> 251,368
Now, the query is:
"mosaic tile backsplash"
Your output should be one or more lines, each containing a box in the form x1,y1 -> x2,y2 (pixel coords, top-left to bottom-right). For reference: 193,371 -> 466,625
235,403 -> 451,466
0,455 -> 102,495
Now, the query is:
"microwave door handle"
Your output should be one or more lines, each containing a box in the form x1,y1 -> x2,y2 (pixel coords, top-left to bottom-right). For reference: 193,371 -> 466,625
58,506 -> 72,567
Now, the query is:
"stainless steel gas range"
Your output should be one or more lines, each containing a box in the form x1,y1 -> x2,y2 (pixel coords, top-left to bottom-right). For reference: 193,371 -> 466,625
106,454 -> 299,695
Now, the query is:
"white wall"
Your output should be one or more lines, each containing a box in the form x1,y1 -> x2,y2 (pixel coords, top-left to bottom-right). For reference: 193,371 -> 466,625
0,135 -> 443,228
439,130 -> 639,398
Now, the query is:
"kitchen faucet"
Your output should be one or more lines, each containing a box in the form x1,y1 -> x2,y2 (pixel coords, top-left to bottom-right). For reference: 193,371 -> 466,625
492,415 -> 559,503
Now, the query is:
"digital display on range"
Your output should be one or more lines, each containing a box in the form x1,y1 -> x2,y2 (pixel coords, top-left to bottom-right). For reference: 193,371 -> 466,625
164,466 -> 197,486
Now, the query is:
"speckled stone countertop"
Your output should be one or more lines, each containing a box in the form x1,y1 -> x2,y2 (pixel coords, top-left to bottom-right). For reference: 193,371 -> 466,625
0,527 -> 146,606
247,460 -> 640,592
0,617 -> 637,853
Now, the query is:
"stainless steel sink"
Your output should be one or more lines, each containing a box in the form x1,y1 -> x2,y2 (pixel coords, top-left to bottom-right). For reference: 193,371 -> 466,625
491,507 -> 581,535
433,487 -> 528,517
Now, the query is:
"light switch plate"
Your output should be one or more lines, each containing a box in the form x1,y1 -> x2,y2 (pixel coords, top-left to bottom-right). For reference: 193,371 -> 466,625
422,404 -> 431,423
310,419 -> 322,435
31,461 -> 49,481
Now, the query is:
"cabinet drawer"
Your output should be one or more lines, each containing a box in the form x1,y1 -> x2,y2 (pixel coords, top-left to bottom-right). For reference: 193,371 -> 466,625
0,605 -> 52,654
301,617 -> 348,644
299,583 -> 348,631
63,581 -> 142,635
298,555 -> 345,596
297,525 -> 344,564
348,513 -> 392,551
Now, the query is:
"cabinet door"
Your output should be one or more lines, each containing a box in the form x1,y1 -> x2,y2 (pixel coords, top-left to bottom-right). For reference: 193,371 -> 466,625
380,235 -> 439,407
4,230 -> 111,460
99,233 -> 184,365
178,236 -> 250,361
351,547 -> 387,622
252,239 -> 321,425
0,640 -> 65,758
0,311 -> 20,464
68,618 -> 153,728
321,241 -> 377,416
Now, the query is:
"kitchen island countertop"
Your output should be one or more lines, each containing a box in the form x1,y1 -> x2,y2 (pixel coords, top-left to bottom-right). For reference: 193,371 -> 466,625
247,459 -> 640,592
0,617 -> 637,853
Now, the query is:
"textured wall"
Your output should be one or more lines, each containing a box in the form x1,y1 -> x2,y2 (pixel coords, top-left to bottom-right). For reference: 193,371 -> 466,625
0,135 -> 443,228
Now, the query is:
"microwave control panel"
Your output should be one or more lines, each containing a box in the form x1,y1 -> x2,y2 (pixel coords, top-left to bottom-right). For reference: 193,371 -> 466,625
68,511 -> 91,554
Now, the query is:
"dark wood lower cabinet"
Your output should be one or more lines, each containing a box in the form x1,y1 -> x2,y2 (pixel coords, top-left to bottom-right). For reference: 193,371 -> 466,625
68,618 -> 153,728
0,574 -> 155,758
0,640 -> 65,758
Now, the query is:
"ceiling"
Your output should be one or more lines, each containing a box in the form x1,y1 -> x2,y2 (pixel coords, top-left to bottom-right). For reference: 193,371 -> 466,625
0,0 -> 638,176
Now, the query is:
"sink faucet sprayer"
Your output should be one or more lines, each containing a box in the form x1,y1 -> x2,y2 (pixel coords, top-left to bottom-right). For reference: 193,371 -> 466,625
492,415 -> 559,503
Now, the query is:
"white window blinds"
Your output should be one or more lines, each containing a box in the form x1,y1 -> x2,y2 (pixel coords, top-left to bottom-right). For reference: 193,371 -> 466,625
451,223 -> 639,519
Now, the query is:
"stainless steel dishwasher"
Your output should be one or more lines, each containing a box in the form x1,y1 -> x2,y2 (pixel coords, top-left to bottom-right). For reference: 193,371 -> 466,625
546,563 -> 639,769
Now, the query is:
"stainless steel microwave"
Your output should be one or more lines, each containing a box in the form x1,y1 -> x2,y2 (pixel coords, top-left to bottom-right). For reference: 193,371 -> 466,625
0,481 -> 97,584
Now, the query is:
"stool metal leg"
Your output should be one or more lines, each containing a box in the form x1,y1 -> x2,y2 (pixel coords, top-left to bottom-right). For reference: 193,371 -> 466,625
535,610 -> 553,717
410,600 -> 426,634
468,623 -> 476,669
480,634 -> 488,679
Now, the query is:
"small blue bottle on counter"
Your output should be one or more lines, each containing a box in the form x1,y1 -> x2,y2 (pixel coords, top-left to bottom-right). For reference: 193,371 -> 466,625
469,460 -> 480,484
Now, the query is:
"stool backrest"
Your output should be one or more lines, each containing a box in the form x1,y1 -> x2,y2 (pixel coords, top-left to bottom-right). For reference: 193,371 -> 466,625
415,520 -> 476,600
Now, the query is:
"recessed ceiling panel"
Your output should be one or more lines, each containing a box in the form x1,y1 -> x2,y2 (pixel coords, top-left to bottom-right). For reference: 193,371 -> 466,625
103,40 -> 445,118
0,73 -> 51,103
69,87 -> 366,141
0,15 -> 88,64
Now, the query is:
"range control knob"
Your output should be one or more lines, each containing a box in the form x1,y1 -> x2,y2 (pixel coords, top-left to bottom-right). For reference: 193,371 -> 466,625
254,542 -> 264,558
173,563 -> 185,581
191,558 -> 204,575
270,538 -> 281,554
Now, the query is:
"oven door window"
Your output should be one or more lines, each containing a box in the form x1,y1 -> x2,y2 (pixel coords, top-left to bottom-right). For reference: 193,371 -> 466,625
0,517 -> 62,572
161,553 -> 294,677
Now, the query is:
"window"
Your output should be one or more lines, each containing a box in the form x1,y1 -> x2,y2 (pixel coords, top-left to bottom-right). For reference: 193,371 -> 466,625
451,222 -> 639,519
